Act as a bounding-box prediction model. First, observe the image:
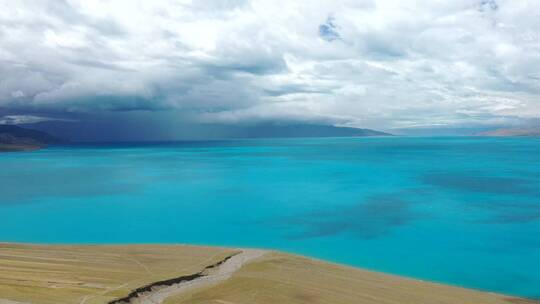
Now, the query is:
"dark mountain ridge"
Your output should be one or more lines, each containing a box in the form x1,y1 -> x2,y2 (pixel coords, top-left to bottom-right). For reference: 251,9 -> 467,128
0,125 -> 62,151
27,120 -> 391,142
477,127 -> 540,137
227,123 -> 392,138
1,123 -> 390,151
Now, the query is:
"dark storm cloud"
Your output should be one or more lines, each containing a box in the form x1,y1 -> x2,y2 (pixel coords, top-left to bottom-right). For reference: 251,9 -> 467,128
1,0 -> 540,131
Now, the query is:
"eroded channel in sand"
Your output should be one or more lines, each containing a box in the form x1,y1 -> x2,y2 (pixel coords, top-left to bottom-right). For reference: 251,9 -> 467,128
109,249 -> 267,304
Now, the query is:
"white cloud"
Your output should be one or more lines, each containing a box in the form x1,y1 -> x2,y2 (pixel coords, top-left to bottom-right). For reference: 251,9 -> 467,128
0,0 -> 539,129
0,115 -> 67,125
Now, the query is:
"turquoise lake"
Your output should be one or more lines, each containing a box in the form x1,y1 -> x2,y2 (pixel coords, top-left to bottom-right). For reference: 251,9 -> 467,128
1,137 -> 539,298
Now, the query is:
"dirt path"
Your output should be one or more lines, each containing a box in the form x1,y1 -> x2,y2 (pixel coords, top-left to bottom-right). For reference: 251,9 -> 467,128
112,249 -> 267,304
0,300 -> 29,304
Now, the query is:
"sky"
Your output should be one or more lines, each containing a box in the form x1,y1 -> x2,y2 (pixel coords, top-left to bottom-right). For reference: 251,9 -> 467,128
1,0 -> 540,138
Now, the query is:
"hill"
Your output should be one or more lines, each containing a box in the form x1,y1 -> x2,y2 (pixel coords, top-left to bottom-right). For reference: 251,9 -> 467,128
26,121 -> 391,141
0,125 -> 62,151
478,127 -> 540,137
228,123 -> 392,138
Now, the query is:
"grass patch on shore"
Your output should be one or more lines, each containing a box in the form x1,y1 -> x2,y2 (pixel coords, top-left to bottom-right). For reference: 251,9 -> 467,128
0,243 -> 234,304
163,252 -> 529,304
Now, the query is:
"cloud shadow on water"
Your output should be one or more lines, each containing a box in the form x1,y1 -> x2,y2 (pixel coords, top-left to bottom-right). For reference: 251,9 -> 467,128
420,172 -> 538,195
420,171 -> 540,224
490,212 -> 540,224
282,194 -> 424,240
470,200 -> 540,225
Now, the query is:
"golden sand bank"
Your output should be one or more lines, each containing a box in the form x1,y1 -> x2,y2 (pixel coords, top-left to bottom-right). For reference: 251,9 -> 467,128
0,243 -> 536,304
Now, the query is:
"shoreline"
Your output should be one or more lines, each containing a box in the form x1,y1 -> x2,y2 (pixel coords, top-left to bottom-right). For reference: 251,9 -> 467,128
0,144 -> 42,152
0,243 -> 538,304
1,241 -> 536,300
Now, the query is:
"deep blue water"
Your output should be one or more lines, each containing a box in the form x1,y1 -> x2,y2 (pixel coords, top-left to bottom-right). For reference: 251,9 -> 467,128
1,137 -> 539,298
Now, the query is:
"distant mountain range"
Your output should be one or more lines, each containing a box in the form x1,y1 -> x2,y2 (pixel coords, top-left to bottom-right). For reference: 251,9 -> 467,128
1,123 -> 389,151
0,125 -> 62,151
24,121 -> 392,142
478,127 -> 540,137
222,124 -> 392,138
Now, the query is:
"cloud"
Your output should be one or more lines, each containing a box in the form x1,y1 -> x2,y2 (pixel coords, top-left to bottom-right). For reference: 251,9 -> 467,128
0,115 -> 65,125
1,0 -> 540,130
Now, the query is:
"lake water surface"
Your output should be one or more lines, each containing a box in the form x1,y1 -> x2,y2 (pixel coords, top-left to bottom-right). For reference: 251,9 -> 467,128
1,137 -> 539,298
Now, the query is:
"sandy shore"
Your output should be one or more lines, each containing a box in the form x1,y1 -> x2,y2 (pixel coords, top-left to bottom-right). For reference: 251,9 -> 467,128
0,243 -> 537,304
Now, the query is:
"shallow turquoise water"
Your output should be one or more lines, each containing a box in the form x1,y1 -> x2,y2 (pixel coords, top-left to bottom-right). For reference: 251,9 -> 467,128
1,137 -> 539,298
